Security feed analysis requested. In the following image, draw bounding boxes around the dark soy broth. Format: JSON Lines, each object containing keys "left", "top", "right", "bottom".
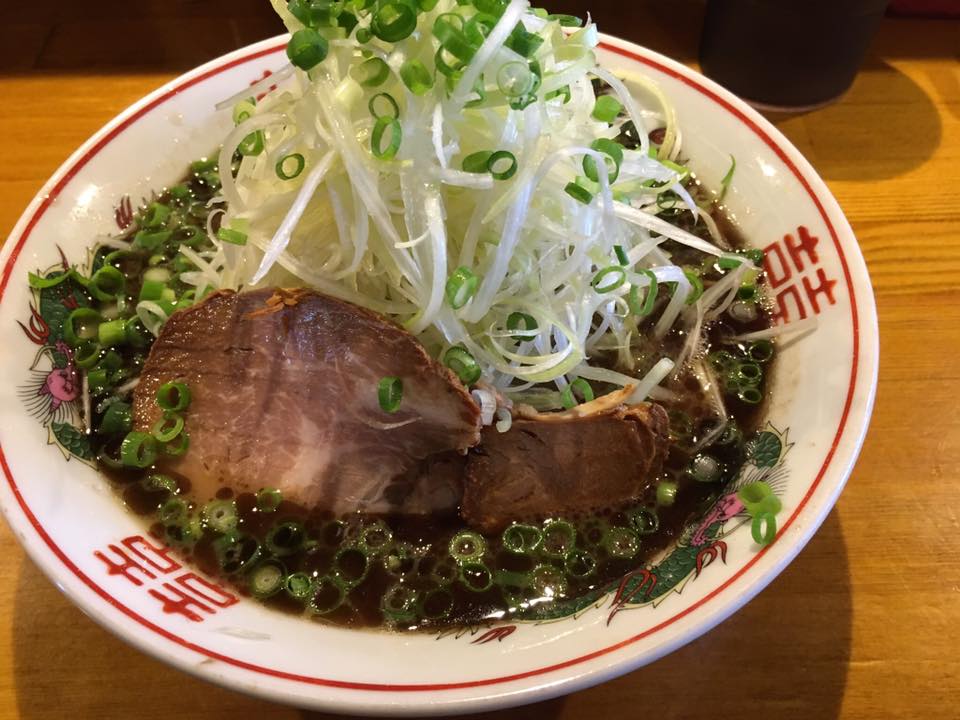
{"left": 90, "top": 153, "right": 776, "bottom": 631}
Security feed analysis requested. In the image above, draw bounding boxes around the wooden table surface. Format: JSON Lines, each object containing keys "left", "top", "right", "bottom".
{"left": 1, "top": 4, "right": 958, "bottom": 719}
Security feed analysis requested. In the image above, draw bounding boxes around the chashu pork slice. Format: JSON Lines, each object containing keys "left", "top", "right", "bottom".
{"left": 461, "top": 388, "right": 670, "bottom": 533}
{"left": 133, "top": 288, "right": 481, "bottom": 512}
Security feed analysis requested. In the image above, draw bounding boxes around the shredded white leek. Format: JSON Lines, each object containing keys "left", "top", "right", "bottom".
{"left": 186, "top": 0, "right": 776, "bottom": 404}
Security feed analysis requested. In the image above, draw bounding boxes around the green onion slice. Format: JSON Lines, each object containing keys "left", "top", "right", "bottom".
{"left": 541, "top": 519, "right": 576, "bottom": 558}
{"left": 275, "top": 153, "right": 306, "bottom": 180}
{"left": 151, "top": 412, "right": 184, "bottom": 444}
{"left": 371, "top": 116, "right": 402, "bottom": 160}
{"left": 445, "top": 266, "right": 479, "bottom": 309}
{"left": 583, "top": 138, "right": 624, "bottom": 183}
{"left": 592, "top": 94, "right": 623, "bottom": 122}
{"left": 203, "top": 500, "right": 238, "bottom": 534}
{"left": 28, "top": 269, "right": 75, "bottom": 290}
{"left": 378, "top": 376, "right": 403, "bottom": 413}
{"left": 350, "top": 56, "right": 390, "bottom": 87}
{"left": 719, "top": 154, "right": 736, "bottom": 201}
{"left": 400, "top": 59, "right": 434, "bottom": 96}
{"left": 256, "top": 487, "right": 282, "bottom": 512}
{"left": 368, "top": 92, "right": 400, "bottom": 120}
{"left": 89, "top": 265, "right": 125, "bottom": 301}
{"left": 506, "top": 311, "right": 537, "bottom": 342}
{"left": 531, "top": 564, "right": 568, "bottom": 598}
{"left": 449, "top": 530, "right": 486, "bottom": 563}
{"left": 217, "top": 226, "right": 248, "bottom": 245}
{"left": 548, "top": 13, "right": 583, "bottom": 26}
{"left": 249, "top": 560, "right": 286, "bottom": 598}
{"left": 143, "top": 202, "right": 171, "bottom": 229}
{"left": 358, "top": 520, "right": 394, "bottom": 555}
{"left": 631, "top": 506, "right": 660, "bottom": 535}
{"left": 656, "top": 480, "right": 678, "bottom": 507}
{"left": 461, "top": 150, "right": 492, "bottom": 174}
{"left": 63, "top": 308, "right": 101, "bottom": 347}
{"left": 156, "top": 381, "right": 191, "bottom": 412}
{"left": 614, "top": 245, "right": 629, "bottom": 266}
{"left": 564, "top": 181, "right": 593, "bottom": 204}
{"left": 628, "top": 270, "right": 659, "bottom": 317}
{"left": 496, "top": 61, "right": 536, "bottom": 97}
{"left": 459, "top": 561, "right": 494, "bottom": 592}
{"left": 564, "top": 548, "right": 597, "bottom": 578}
{"left": 603, "top": 527, "right": 640, "bottom": 558}
{"left": 421, "top": 587, "right": 455, "bottom": 619}
{"left": 443, "top": 346, "right": 481, "bottom": 385}
{"left": 381, "top": 583, "right": 418, "bottom": 621}
{"left": 74, "top": 341, "right": 102, "bottom": 370}
{"left": 238, "top": 130, "right": 265, "bottom": 157}
{"left": 501, "top": 523, "right": 542, "bottom": 554}
{"left": 97, "top": 318, "right": 127, "bottom": 348}
{"left": 133, "top": 229, "right": 172, "bottom": 251}
{"left": 751, "top": 511, "right": 777, "bottom": 545}
{"left": 333, "top": 546, "right": 369, "bottom": 587}
{"left": 159, "top": 498, "right": 188, "bottom": 525}
{"left": 560, "top": 377, "right": 595, "bottom": 409}
{"left": 286, "top": 27, "right": 329, "bottom": 71}
{"left": 434, "top": 14, "right": 477, "bottom": 60}
{"left": 214, "top": 534, "right": 261, "bottom": 575}
{"left": 141, "top": 473, "right": 177, "bottom": 494}
{"left": 748, "top": 340, "right": 774, "bottom": 363}
{"left": 265, "top": 521, "right": 306, "bottom": 556}
{"left": 684, "top": 270, "right": 704, "bottom": 304}
{"left": 285, "top": 572, "right": 314, "bottom": 600}
{"left": 163, "top": 432, "right": 190, "bottom": 456}
{"left": 120, "top": 431, "right": 158, "bottom": 469}
{"left": 591, "top": 266, "right": 627, "bottom": 293}
{"left": 99, "top": 401, "right": 132, "bottom": 435}
{"left": 371, "top": 1, "right": 418, "bottom": 42}
{"left": 232, "top": 98, "right": 256, "bottom": 125}
{"left": 487, "top": 150, "right": 517, "bottom": 180}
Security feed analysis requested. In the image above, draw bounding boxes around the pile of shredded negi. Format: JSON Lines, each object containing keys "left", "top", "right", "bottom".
{"left": 169, "top": 0, "right": 772, "bottom": 421}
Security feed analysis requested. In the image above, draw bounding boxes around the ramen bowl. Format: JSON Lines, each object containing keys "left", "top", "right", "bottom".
{"left": 0, "top": 33, "right": 878, "bottom": 715}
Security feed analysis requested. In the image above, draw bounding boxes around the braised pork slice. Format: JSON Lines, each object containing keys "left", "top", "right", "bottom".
{"left": 460, "top": 397, "right": 670, "bottom": 533}
{"left": 133, "top": 288, "right": 481, "bottom": 512}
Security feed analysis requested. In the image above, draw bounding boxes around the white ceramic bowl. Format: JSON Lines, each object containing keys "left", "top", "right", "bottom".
{"left": 0, "top": 34, "right": 878, "bottom": 715}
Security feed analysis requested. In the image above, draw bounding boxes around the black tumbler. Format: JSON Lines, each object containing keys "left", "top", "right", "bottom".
{"left": 699, "top": 0, "right": 891, "bottom": 110}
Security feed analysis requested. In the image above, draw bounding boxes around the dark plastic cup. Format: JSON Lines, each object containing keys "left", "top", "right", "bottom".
{"left": 699, "top": 0, "right": 891, "bottom": 110}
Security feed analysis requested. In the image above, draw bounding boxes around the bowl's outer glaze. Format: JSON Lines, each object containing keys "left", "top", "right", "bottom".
{"left": 0, "top": 34, "right": 878, "bottom": 716}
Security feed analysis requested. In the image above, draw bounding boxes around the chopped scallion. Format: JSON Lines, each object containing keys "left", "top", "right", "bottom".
{"left": 120, "top": 431, "right": 158, "bottom": 468}
{"left": 371, "top": 1, "right": 418, "bottom": 42}
{"left": 583, "top": 138, "right": 624, "bottom": 183}
{"left": 368, "top": 92, "right": 400, "bottom": 120}
{"left": 592, "top": 95, "right": 623, "bottom": 123}
{"left": 443, "top": 346, "right": 481, "bottom": 385}
{"left": 445, "top": 266, "right": 479, "bottom": 309}
{"left": 400, "top": 59, "right": 434, "bottom": 95}
{"left": 506, "top": 311, "right": 537, "bottom": 342}
{"left": 378, "top": 376, "right": 403, "bottom": 413}
{"left": 656, "top": 480, "right": 678, "bottom": 507}
{"left": 591, "top": 266, "right": 627, "bottom": 293}
{"left": 564, "top": 181, "right": 593, "bottom": 204}
{"left": 286, "top": 27, "right": 329, "bottom": 71}
{"left": 350, "top": 56, "right": 390, "bottom": 87}
{"left": 156, "top": 381, "right": 191, "bottom": 412}
{"left": 371, "top": 116, "right": 402, "bottom": 160}
{"left": 560, "top": 377, "right": 594, "bottom": 409}
{"left": 487, "top": 150, "right": 517, "bottom": 180}
{"left": 275, "top": 153, "right": 306, "bottom": 180}
{"left": 151, "top": 412, "right": 185, "bottom": 444}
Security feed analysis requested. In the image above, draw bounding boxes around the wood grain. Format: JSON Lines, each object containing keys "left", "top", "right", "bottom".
{"left": 0, "top": 7, "right": 958, "bottom": 720}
